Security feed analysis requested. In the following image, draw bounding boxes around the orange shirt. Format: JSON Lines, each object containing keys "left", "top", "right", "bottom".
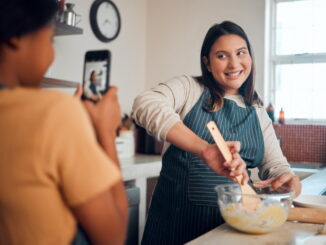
{"left": 0, "top": 88, "right": 121, "bottom": 245}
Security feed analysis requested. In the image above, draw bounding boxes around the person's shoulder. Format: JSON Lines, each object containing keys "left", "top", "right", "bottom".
{"left": 26, "top": 89, "right": 85, "bottom": 118}
{"left": 163, "top": 74, "right": 203, "bottom": 91}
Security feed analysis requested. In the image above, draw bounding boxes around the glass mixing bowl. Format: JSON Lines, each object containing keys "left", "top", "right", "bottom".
{"left": 215, "top": 183, "right": 294, "bottom": 234}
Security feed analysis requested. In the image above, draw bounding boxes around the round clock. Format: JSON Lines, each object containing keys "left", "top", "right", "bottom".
{"left": 90, "top": 0, "right": 121, "bottom": 42}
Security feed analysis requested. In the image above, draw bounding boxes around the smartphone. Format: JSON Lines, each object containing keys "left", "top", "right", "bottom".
{"left": 82, "top": 50, "right": 111, "bottom": 102}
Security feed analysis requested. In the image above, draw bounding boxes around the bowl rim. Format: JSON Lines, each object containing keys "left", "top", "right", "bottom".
{"left": 214, "top": 183, "right": 295, "bottom": 199}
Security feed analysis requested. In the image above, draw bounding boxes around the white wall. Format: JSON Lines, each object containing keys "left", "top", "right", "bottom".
{"left": 49, "top": 0, "right": 266, "bottom": 113}
{"left": 146, "top": 0, "right": 266, "bottom": 98}
{"left": 48, "top": 0, "right": 147, "bottom": 114}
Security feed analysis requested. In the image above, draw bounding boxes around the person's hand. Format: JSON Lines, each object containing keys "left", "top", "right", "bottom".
{"left": 74, "top": 84, "right": 83, "bottom": 98}
{"left": 254, "top": 172, "right": 301, "bottom": 198}
{"left": 83, "top": 86, "right": 121, "bottom": 136}
{"left": 199, "top": 141, "right": 249, "bottom": 184}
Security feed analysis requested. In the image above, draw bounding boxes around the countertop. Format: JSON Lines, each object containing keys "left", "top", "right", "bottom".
{"left": 120, "top": 154, "right": 162, "bottom": 181}
{"left": 186, "top": 222, "right": 324, "bottom": 245}
{"left": 119, "top": 154, "right": 162, "bottom": 243}
{"left": 187, "top": 168, "right": 326, "bottom": 245}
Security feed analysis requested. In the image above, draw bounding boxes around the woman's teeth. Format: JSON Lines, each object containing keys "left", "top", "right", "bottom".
{"left": 225, "top": 71, "right": 242, "bottom": 77}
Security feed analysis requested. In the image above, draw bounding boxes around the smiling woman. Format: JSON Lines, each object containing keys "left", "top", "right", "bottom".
{"left": 132, "top": 21, "right": 301, "bottom": 245}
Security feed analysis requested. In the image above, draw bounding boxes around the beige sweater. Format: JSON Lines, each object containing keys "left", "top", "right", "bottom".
{"left": 132, "top": 75, "right": 292, "bottom": 180}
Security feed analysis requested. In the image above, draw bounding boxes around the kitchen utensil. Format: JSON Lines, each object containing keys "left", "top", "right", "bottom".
{"left": 293, "top": 194, "right": 326, "bottom": 210}
{"left": 215, "top": 183, "right": 293, "bottom": 234}
{"left": 206, "top": 121, "right": 261, "bottom": 210}
{"left": 63, "top": 3, "right": 81, "bottom": 26}
{"left": 287, "top": 207, "right": 326, "bottom": 224}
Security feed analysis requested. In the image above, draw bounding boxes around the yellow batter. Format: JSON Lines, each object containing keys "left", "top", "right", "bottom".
{"left": 220, "top": 203, "right": 287, "bottom": 234}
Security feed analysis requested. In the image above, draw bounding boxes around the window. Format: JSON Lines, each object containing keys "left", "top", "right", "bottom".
{"left": 268, "top": 0, "right": 326, "bottom": 121}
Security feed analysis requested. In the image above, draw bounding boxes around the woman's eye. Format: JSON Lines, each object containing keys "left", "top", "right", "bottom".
{"left": 237, "top": 50, "right": 246, "bottom": 56}
{"left": 217, "top": 54, "right": 226, "bottom": 59}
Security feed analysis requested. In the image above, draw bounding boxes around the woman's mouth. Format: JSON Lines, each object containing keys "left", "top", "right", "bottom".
{"left": 224, "top": 70, "right": 243, "bottom": 77}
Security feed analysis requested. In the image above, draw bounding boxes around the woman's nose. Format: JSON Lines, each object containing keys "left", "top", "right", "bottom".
{"left": 228, "top": 55, "right": 240, "bottom": 69}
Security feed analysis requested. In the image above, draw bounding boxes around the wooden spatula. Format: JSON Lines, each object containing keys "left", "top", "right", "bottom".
{"left": 206, "top": 121, "right": 261, "bottom": 210}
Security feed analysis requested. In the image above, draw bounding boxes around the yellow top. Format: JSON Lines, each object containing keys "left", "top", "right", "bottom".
{"left": 0, "top": 87, "right": 121, "bottom": 245}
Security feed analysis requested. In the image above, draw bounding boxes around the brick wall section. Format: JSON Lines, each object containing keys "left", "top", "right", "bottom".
{"left": 273, "top": 124, "right": 326, "bottom": 163}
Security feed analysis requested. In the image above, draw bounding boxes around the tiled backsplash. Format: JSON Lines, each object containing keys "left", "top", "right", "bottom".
{"left": 273, "top": 124, "right": 326, "bottom": 163}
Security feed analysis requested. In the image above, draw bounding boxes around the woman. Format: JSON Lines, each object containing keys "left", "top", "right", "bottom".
{"left": 0, "top": 0, "right": 127, "bottom": 244}
{"left": 84, "top": 70, "right": 101, "bottom": 101}
{"left": 132, "top": 21, "right": 301, "bottom": 245}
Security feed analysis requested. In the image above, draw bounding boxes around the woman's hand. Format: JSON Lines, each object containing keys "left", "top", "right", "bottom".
{"left": 74, "top": 84, "right": 83, "bottom": 98}
{"left": 83, "top": 86, "right": 121, "bottom": 137}
{"left": 254, "top": 172, "right": 301, "bottom": 198}
{"left": 200, "top": 141, "right": 249, "bottom": 185}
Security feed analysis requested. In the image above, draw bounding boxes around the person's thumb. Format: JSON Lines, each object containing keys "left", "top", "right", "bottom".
{"left": 74, "top": 84, "right": 83, "bottom": 98}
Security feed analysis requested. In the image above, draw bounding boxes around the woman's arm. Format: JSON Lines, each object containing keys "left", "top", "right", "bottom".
{"left": 255, "top": 107, "right": 301, "bottom": 197}
{"left": 167, "top": 121, "right": 249, "bottom": 184}
{"left": 73, "top": 87, "right": 128, "bottom": 244}
{"left": 132, "top": 75, "right": 202, "bottom": 141}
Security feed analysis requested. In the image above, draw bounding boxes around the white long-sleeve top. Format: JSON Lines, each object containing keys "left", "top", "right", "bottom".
{"left": 132, "top": 75, "right": 292, "bottom": 180}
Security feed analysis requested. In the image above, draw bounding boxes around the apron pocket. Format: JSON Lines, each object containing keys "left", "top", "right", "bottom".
{"left": 187, "top": 155, "right": 232, "bottom": 207}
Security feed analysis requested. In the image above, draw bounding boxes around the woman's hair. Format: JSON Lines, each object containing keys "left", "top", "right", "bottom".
{"left": 0, "top": 0, "right": 58, "bottom": 43}
{"left": 197, "top": 21, "right": 262, "bottom": 111}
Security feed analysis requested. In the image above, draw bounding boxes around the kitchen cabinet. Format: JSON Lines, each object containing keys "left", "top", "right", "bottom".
{"left": 120, "top": 154, "right": 162, "bottom": 244}
{"left": 41, "top": 21, "right": 83, "bottom": 88}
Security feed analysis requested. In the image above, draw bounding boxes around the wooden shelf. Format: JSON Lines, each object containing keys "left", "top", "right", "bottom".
{"left": 42, "top": 77, "right": 78, "bottom": 88}
{"left": 55, "top": 21, "right": 83, "bottom": 36}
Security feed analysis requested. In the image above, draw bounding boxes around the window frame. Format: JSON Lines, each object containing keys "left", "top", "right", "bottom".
{"left": 267, "top": 0, "right": 326, "bottom": 124}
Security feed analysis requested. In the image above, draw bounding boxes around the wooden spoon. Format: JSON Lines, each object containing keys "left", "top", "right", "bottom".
{"left": 206, "top": 121, "right": 261, "bottom": 211}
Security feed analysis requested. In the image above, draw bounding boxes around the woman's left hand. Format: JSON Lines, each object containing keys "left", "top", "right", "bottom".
{"left": 254, "top": 172, "right": 301, "bottom": 198}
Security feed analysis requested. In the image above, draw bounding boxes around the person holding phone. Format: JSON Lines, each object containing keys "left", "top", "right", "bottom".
{"left": 132, "top": 21, "right": 301, "bottom": 244}
{"left": 0, "top": 0, "right": 127, "bottom": 244}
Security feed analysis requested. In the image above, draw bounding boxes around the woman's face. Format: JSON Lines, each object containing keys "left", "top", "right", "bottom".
{"left": 204, "top": 34, "right": 252, "bottom": 95}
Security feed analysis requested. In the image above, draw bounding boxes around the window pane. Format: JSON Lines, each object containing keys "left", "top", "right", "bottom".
{"left": 275, "top": 63, "right": 326, "bottom": 120}
{"left": 276, "top": 0, "right": 326, "bottom": 55}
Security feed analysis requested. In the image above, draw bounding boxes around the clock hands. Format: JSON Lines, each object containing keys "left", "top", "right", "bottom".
{"left": 103, "top": 19, "right": 111, "bottom": 25}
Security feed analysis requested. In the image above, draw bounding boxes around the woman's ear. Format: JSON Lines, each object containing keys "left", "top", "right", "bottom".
{"left": 4, "top": 37, "right": 21, "bottom": 50}
{"left": 202, "top": 56, "right": 211, "bottom": 72}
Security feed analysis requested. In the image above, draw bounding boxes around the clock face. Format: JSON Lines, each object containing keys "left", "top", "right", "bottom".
{"left": 97, "top": 2, "right": 119, "bottom": 39}
{"left": 90, "top": 0, "right": 121, "bottom": 42}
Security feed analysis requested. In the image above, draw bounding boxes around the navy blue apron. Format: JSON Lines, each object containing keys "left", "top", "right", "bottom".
{"left": 141, "top": 88, "right": 264, "bottom": 245}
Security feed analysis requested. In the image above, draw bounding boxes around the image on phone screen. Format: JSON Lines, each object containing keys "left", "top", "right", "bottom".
{"left": 82, "top": 50, "right": 110, "bottom": 101}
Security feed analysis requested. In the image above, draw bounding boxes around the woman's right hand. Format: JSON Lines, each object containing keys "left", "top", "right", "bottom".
{"left": 83, "top": 86, "right": 121, "bottom": 137}
{"left": 199, "top": 141, "right": 249, "bottom": 184}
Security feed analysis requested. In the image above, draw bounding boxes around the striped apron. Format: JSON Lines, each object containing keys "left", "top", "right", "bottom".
{"left": 141, "top": 88, "right": 264, "bottom": 245}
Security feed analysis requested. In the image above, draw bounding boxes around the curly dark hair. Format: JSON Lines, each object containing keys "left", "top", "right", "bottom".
{"left": 0, "top": 0, "right": 58, "bottom": 43}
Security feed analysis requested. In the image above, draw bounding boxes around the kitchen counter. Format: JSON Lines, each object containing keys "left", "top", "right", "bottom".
{"left": 119, "top": 154, "right": 162, "bottom": 244}
{"left": 186, "top": 222, "right": 324, "bottom": 245}
{"left": 187, "top": 168, "right": 326, "bottom": 245}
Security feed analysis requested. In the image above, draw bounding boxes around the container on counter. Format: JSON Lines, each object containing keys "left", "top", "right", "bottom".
{"left": 278, "top": 108, "right": 285, "bottom": 124}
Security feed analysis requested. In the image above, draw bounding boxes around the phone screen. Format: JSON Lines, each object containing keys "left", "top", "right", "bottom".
{"left": 82, "top": 50, "right": 110, "bottom": 101}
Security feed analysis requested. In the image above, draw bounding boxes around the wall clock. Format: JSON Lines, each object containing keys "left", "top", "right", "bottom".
{"left": 90, "top": 0, "right": 121, "bottom": 42}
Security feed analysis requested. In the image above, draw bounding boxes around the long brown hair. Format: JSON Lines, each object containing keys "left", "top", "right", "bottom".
{"left": 197, "top": 21, "right": 262, "bottom": 112}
